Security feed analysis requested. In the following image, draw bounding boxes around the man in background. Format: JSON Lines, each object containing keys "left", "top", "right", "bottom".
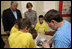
{"left": 2, "top": 1, "right": 22, "bottom": 35}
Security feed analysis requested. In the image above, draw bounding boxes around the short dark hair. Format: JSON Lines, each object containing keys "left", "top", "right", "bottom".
{"left": 18, "top": 18, "right": 31, "bottom": 30}
{"left": 44, "top": 9, "right": 63, "bottom": 22}
{"left": 39, "top": 15, "right": 43, "bottom": 18}
{"left": 26, "top": 2, "right": 33, "bottom": 8}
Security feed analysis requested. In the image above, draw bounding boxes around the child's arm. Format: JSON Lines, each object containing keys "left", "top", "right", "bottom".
{"left": 45, "top": 31, "right": 55, "bottom": 36}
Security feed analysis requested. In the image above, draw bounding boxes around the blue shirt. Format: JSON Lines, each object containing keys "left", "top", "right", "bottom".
{"left": 52, "top": 20, "right": 71, "bottom": 48}
{"left": 12, "top": 11, "right": 17, "bottom": 19}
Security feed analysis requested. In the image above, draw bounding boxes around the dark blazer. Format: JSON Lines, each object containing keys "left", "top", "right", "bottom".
{"left": 2, "top": 8, "right": 22, "bottom": 31}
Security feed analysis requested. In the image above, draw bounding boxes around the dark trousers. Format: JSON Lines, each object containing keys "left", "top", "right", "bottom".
{"left": 1, "top": 37, "right": 5, "bottom": 48}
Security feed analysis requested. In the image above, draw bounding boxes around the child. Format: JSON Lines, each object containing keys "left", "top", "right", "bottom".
{"left": 8, "top": 18, "right": 36, "bottom": 48}
{"left": 35, "top": 15, "right": 47, "bottom": 34}
{"left": 10, "top": 19, "right": 19, "bottom": 34}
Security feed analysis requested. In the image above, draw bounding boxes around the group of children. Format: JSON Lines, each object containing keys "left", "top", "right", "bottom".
{"left": 8, "top": 15, "right": 48, "bottom": 48}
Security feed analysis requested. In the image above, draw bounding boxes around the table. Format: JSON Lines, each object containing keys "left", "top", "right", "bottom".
{"left": 34, "top": 33, "right": 54, "bottom": 48}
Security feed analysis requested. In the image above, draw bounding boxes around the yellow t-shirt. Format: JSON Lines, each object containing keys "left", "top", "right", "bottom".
{"left": 8, "top": 31, "right": 36, "bottom": 48}
{"left": 10, "top": 26, "right": 18, "bottom": 34}
{"left": 35, "top": 22, "right": 47, "bottom": 34}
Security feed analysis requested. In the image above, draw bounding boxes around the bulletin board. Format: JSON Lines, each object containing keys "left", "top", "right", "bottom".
{"left": 59, "top": 1, "right": 71, "bottom": 17}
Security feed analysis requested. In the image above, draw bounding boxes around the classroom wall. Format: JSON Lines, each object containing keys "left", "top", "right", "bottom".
{"left": 1, "top": 1, "right": 71, "bottom": 34}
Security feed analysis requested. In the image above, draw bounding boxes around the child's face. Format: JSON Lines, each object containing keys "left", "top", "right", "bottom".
{"left": 39, "top": 18, "right": 43, "bottom": 24}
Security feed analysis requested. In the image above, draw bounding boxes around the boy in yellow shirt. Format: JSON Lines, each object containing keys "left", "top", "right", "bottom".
{"left": 35, "top": 15, "right": 47, "bottom": 34}
{"left": 8, "top": 18, "right": 36, "bottom": 48}
{"left": 10, "top": 19, "right": 38, "bottom": 40}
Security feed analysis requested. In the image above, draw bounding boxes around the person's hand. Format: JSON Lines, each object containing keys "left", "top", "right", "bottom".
{"left": 31, "top": 24, "right": 35, "bottom": 28}
{"left": 42, "top": 42, "right": 50, "bottom": 48}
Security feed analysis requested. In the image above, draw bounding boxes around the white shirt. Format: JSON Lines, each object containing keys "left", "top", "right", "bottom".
{"left": 12, "top": 11, "right": 17, "bottom": 19}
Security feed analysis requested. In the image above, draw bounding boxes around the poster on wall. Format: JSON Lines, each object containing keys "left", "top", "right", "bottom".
{"left": 59, "top": 1, "right": 71, "bottom": 17}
